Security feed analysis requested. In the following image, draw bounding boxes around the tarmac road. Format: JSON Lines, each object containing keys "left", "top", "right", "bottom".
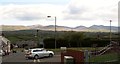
{"left": 2, "top": 51, "right": 61, "bottom": 63}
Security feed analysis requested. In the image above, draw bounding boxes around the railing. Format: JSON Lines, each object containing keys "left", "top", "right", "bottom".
{"left": 90, "top": 44, "right": 112, "bottom": 55}
{"left": 98, "top": 47, "right": 112, "bottom": 55}
{"left": 90, "top": 41, "right": 119, "bottom": 55}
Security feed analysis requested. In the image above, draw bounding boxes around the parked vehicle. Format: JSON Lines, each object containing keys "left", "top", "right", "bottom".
{"left": 25, "top": 48, "right": 54, "bottom": 59}
{"left": 0, "top": 50, "right": 5, "bottom": 56}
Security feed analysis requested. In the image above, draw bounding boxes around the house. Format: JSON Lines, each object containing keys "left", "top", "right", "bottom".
{"left": 0, "top": 36, "right": 11, "bottom": 54}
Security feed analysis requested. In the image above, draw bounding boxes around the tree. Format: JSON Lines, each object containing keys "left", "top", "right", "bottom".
{"left": 63, "top": 32, "right": 85, "bottom": 47}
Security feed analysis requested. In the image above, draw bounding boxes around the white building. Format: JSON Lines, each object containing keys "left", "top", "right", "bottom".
{"left": 0, "top": 36, "right": 11, "bottom": 54}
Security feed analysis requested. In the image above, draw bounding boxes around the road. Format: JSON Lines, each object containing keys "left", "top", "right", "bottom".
{"left": 2, "top": 51, "right": 61, "bottom": 64}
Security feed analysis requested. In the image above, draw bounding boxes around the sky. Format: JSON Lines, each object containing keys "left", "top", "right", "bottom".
{"left": 0, "top": 0, "right": 119, "bottom": 27}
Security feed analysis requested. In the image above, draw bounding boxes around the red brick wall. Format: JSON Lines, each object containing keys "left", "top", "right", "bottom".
{"left": 61, "top": 49, "right": 84, "bottom": 64}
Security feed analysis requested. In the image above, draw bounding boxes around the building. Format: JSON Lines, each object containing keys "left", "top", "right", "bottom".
{"left": 0, "top": 36, "right": 11, "bottom": 54}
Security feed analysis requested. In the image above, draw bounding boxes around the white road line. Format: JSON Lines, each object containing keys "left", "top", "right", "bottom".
{"left": 33, "top": 59, "right": 41, "bottom": 62}
{"left": 33, "top": 59, "right": 36, "bottom": 62}
{"left": 37, "top": 59, "right": 40, "bottom": 62}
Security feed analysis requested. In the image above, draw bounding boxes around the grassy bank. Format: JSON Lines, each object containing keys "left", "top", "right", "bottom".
{"left": 89, "top": 53, "right": 119, "bottom": 62}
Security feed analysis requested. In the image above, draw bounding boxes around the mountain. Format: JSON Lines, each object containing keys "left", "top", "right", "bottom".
{"left": 0, "top": 25, "right": 118, "bottom": 32}
{"left": 0, "top": 25, "right": 30, "bottom": 31}
{"left": 74, "top": 26, "right": 88, "bottom": 31}
{"left": 29, "top": 25, "right": 72, "bottom": 31}
{"left": 28, "top": 24, "right": 44, "bottom": 30}
{"left": 88, "top": 25, "right": 118, "bottom": 32}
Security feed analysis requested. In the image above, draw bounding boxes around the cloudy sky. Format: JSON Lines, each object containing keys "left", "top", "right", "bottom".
{"left": 0, "top": 0, "right": 119, "bottom": 27}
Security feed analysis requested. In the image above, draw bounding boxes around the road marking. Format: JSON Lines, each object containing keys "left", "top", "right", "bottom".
{"left": 33, "top": 59, "right": 40, "bottom": 62}
{"left": 37, "top": 59, "right": 40, "bottom": 62}
{"left": 33, "top": 59, "right": 36, "bottom": 62}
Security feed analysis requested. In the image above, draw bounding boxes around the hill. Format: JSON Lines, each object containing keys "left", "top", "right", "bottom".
{"left": 0, "top": 25, "right": 118, "bottom": 32}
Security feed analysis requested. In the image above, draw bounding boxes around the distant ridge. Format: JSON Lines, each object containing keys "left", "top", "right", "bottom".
{"left": 0, "top": 25, "right": 118, "bottom": 32}
{"left": 0, "top": 25, "right": 30, "bottom": 31}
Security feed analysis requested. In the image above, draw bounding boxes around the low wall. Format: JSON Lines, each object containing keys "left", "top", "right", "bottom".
{"left": 61, "top": 49, "right": 84, "bottom": 64}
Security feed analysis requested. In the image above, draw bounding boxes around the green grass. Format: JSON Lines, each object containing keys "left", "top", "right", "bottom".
{"left": 89, "top": 53, "right": 119, "bottom": 62}
{"left": 48, "top": 48, "right": 61, "bottom": 52}
{"left": 68, "top": 47, "right": 97, "bottom": 51}
{"left": 48, "top": 47, "right": 97, "bottom": 52}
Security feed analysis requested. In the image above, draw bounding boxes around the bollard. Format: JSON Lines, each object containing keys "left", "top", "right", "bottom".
{"left": 84, "top": 50, "right": 89, "bottom": 64}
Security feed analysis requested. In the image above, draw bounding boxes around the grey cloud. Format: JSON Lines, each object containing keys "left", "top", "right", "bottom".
{"left": 63, "top": 4, "right": 117, "bottom": 21}
{"left": 68, "top": 6, "right": 82, "bottom": 14}
{"left": 64, "top": 15, "right": 94, "bottom": 21}
{"left": 67, "top": 5, "right": 87, "bottom": 15}
{"left": 95, "top": 7, "right": 118, "bottom": 21}
{"left": 1, "top": 7, "right": 44, "bottom": 21}
{"left": 14, "top": 13, "right": 42, "bottom": 21}
{"left": 62, "top": 5, "right": 94, "bottom": 20}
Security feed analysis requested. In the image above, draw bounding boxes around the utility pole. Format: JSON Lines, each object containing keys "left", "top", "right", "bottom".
{"left": 47, "top": 16, "right": 57, "bottom": 49}
{"left": 110, "top": 20, "right": 112, "bottom": 43}
{"left": 36, "top": 29, "right": 39, "bottom": 47}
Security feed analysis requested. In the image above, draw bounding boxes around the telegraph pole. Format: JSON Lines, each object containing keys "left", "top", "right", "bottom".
{"left": 110, "top": 20, "right": 112, "bottom": 43}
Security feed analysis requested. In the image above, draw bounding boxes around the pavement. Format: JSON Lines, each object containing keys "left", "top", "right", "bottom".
{"left": 2, "top": 51, "right": 61, "bottom": 63}
{"left": 0, "top": 57, "right": 2, "bottom": 64}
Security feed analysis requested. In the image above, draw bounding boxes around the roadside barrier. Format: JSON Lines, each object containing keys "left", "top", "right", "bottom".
{"left": 90, "top": 41, "right": 120, "bottom": 56}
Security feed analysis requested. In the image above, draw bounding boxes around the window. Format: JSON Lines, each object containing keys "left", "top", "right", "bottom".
{"left": 33, "top": 50, "right": 42, "bottom": 52}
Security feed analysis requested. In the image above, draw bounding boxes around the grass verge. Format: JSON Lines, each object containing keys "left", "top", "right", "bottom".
{"left": 89, "top": 53, "right": 119, "bottom": 62}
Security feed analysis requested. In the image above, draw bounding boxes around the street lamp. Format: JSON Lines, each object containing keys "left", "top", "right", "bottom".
{"left": 47, "top": 16, "right": 57, "bottom": 49}
{"left": 36, "top": 29, "right": 40, "bottom": 47}
{"left": 110, "top": 20, "right": 112, "bottom": 43}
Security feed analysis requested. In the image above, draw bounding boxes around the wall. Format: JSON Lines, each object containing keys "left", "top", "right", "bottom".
{"left": 61, "top": 49, "right": 84, "bottom": 64}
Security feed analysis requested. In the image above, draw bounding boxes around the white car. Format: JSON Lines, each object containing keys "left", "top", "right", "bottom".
{"left": 25, "top": 48, "right": 54, "bottom": 59}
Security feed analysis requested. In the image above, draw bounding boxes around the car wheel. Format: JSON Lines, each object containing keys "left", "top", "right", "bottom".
{"left": 49, "top": 53, "right": 53, "bottom": 57}
{"left": 34, "top": 55, "right": 39, "bottom": 59}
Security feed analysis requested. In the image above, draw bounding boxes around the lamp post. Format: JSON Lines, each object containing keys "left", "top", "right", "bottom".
{"left": 47, "top": 16, "right": 57, "bottom": 49}
{"left": 36, "top": 29, "right": 39, "bottom": 47}
{"left": 110, "top": 20, "right": 112, "bottom": 43}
